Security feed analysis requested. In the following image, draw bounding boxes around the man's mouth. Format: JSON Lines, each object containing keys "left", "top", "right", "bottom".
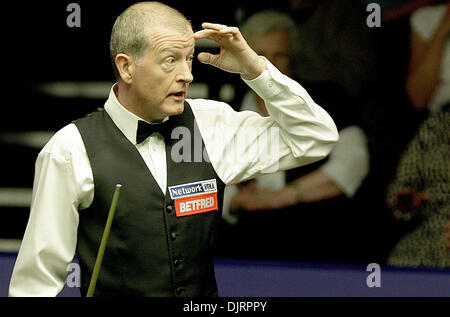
{"left": 169, "top": 91, "right": 185, "bottom": 99}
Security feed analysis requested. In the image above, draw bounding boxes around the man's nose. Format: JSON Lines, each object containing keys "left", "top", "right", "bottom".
{"left": 177, "top": 61, "right": 194, "bottom": 83}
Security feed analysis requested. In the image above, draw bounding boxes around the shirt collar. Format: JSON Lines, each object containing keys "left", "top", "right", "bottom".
{"left": 104, "top": 83, "right": 168, "bottom": 145}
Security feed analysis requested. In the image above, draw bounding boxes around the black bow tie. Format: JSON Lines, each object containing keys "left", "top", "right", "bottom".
{"left": 136, "top": 120, "right": 171, "bottom": 144}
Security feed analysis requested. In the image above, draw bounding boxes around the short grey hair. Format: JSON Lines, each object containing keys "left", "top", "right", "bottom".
{"left": 110, "top": 2, "right": 192, "bottom": 81}
{"left": 240, "top": 10, "right": 299, "bottom": 56}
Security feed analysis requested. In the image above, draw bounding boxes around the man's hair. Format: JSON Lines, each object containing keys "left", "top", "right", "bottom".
{"left": 240, "top": 10, "right": 299, "bottom": 56}
{"left": 110, "top": 1, "right": 192, "bottom": 81}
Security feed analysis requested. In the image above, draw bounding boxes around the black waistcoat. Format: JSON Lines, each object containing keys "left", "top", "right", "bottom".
{"left": 74, "top": 102, "right": 225, "bottom": 297}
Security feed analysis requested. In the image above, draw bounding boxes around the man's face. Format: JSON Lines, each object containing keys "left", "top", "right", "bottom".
{"left": 131, "top": 27, "right": 195, "bottom": 122}
{"left": 251, "top": 30, "right": 294, "bottom": 77}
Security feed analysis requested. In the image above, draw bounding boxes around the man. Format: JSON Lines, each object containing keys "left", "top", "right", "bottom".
{"left": 9, "top": 2, "right": 338, "bottom": 296}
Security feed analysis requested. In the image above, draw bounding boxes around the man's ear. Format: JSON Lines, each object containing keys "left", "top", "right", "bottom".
{"left": 115, "top": 53, "right": 135, "bottom": 84}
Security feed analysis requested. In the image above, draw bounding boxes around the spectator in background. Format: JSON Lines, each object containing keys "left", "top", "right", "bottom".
{"left": 405, "top": 1, "right": 450, "bottom": 113}
{"left": 217, "top": 10, "right": 370, "bottom": 263}
{"left": 385, "top": 1, "right": 449, "bottom": 268}
{"left": 386, "top": 104, "right": 449, "bottom": 268}
{"left": 288, "top": 0, "right": 379, "bottom": 105}
{"left": 286, "top": 0, "right": 422, "bottom": 263}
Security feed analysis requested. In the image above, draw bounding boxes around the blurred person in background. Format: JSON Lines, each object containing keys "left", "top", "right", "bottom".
{"left": 217, "top": 10, "right": 370, "bottom": 263}
{"left": 405, "top": 1, "right": 449, "bottom": 113}
{"left": 386, "top": 104, "right": 449, "bottom": 268}
{"left": 286, "top": 0, "right": 421, "bottom": 263}
{"left": 386, "top": 1, "right": 449, "bottom": 268}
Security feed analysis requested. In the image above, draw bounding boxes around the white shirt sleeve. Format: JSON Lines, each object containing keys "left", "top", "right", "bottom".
{"left": 190, "top": 58, "right": 339, "bottom": 185}
{"left": 319, "top": 125, "right": 369, "bottom": 197}
{"left": 8, "top": 124, "right": 92, "bottom": 297}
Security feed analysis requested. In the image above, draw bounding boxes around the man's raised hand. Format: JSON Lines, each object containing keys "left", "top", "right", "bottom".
{"left": 193, "top": 22, "right": 266, "bottom": 80}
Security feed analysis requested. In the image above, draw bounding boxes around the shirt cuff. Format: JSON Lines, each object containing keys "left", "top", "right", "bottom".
{"left": 241, "top": 57, "right": 283, "bottom": 99}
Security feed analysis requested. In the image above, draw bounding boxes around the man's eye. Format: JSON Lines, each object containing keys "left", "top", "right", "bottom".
{"left": 166, "top": 57, "right": 176, "bottom": 64}
{"left": 188, "top": 55, "right": 195, "bottom": 62}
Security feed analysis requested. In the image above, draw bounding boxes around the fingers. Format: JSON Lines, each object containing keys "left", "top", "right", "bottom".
{"left": 201, "top": 22, "right": 228, "bottom": 31}
{"left": 193, "top": 29, "right": 220, "bottom": 40}
{"left": 194, "top": 23, "right": 242, "bottom": 40}
{"left": 394, "top": 188, "right": 413, "bottom": 196}
{"left": 202, "top": 23, "right": 240, "bottom": 35}
{"left": 197, "top": 52, "right": 215, "bottom": 65}
{"left": 219, "top": 26, "right": 240, "bottom": 36}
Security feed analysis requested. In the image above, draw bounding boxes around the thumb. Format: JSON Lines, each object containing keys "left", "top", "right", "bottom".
{"left": 197, "top": 52, "right": 218, "bottom": 66}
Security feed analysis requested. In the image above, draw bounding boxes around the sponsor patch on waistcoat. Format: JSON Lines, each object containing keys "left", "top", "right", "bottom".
{"left": 168, "top": 179, "right": 218, "bottom": 217}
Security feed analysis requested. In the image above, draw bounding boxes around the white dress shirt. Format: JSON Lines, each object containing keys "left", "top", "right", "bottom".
{"left": 9, "top": 59, "right": 338, "bottom": 296}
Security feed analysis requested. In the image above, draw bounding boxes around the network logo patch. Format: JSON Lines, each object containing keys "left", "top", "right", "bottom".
{"left": 168, "top": 179, "right": 218, "bottom": 217}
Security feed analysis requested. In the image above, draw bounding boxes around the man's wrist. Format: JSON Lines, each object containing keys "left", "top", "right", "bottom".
{"left": 241, "top": 57, "right": 284, "bottom": 101}
{"left": 241, "top": 56, "right": 267, "bottom": 80}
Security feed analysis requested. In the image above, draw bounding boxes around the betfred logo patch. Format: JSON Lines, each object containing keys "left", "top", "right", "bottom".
{"left": 174, "top": 192, "right": 218, "bottom": 217}
{"left": 168, "top": 179, "right": 218, "bottom": 217}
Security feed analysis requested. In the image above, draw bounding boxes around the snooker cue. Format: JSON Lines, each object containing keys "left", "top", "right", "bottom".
{"left": 86, "top": 184, "right": 122, "bottom": 297}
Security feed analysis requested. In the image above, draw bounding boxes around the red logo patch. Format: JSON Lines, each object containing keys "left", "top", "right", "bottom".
{"left": 174, "top": 192, "right": 218, "bottom": 217}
